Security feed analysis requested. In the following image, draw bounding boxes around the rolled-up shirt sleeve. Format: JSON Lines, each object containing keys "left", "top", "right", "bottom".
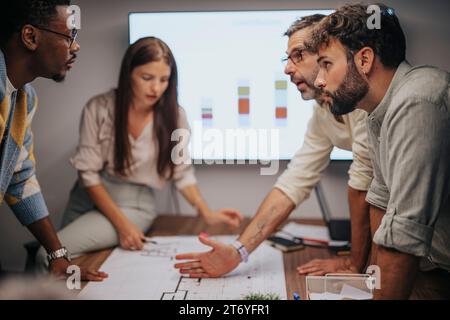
{"left": 365, "top": 172, "right": 389, "bottom": 211}
{"left": 347, "top": 110, "right": 373, "bottom": 191}
{"left": 70, "top": 98, "right": 105, "bottom": 187}
{"left": 274, "top": 106, "right": 333, "bottom": 205}
{"left": 172, "top": 107, "right": 197, "bottom": 190}
{"left": 373, "top": 98, "right": 450, "bottom": 257}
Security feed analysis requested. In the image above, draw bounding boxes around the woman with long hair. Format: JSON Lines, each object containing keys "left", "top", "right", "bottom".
{"left": 36, "top": 37, "right": 243, "bottom": 266}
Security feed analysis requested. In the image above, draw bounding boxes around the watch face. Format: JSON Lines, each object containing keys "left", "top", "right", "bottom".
{"left": 47, "top": 247, "right": 71, "bottom": 263}
{"left": 62, "top": 248, "right": 71, "bottom": 262}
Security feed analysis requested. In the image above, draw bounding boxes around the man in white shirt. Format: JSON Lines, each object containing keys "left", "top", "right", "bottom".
{"left": 174, "top": 14, "right": 373, "bottom": 278}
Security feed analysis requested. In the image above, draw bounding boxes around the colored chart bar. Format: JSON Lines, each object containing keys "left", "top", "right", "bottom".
{"left": 201, "top": 98, "right": 214, "bottom": 127}
{"left": 275, "top": 107, "right": 287, "bottom": 119}
{"left": 275, "top": 79, "right": 288, "bottom": 126}
{"left": 201, "top": 107, "right": 213, "bottom": 119}
{"left": 238, "top": 98, "right": 250, "bottom": 114}
{"left": 238, "top": 81, "right": 250, "bottom": 126}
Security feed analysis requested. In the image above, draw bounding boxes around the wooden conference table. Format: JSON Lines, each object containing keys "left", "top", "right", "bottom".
{"left": 73, "top": 215, "right": 450, "bottom": 300}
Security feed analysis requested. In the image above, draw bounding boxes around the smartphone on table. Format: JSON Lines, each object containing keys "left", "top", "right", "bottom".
{"left": 266, "top": 236, "right": 305, "bottom": 252}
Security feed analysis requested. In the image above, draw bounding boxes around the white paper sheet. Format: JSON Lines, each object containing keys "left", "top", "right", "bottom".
{"left": 339, "top": 284, "right": 373, "bottom": 300}
{"left": 309, "top": 284, "right": 373, "bottom": 300}
{"left": 309, "top": 292, "right": 343, "bottom": 300}
{"left": 79, "top": 236, "right": 287, "bottom": 300}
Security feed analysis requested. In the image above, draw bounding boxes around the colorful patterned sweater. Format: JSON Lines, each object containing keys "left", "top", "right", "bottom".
{"left": 0, "top": 49, "right": 49, "bottom": 225}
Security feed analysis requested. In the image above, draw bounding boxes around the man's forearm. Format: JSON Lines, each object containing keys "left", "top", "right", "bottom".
{"left": 347, "top": 187, "right": 371, "bottom": 272}
{"left": 375, "top": 245, "right": 419, "bottom": 299}
{"left": 369, "top": 205, "right": 384, "bottom": 266}
{"left": 27, "top": 217, "right": 63, "bottom": 253}
{"left": 369, "top": 204, "right": 419, "bottom": 299}
{"left": 238, "top": 188, "right": 295, "bottom": 253}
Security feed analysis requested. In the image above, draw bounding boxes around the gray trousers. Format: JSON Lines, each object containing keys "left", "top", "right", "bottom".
{"left": 36, "top": 173, "right": 157, "bottom": 271}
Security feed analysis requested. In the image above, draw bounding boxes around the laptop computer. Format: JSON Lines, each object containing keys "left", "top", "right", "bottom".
{"left": 315, "top": 183, "right": 351, "bottom": 242}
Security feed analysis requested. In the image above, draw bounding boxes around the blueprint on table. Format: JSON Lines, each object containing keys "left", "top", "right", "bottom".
{"left": 79, "top": 236, "right": 287, "bottom": 300}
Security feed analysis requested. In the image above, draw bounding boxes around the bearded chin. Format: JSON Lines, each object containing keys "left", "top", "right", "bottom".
{"left": 330, "top": 96, "right": 356, "bottom": 116}
{"left": 52, "top": 74, "right": 66, "bottom": 83}
{"left": 329, "top": 60, "right": 369, "bottom": 116}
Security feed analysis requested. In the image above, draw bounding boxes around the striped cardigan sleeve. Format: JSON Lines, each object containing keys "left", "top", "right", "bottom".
{"left": 5, "top": 86, "right": 49, "bottom": 226}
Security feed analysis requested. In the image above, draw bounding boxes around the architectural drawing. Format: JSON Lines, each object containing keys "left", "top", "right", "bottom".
{"left": 79, "top": 236, "right": 287, "bottom": 300}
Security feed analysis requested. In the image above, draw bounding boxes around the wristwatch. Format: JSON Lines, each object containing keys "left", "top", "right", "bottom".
{"left": 47, "top": 247, "right": 71, "bottom": 263}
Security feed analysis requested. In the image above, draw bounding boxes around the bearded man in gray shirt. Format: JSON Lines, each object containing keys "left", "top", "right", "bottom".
{"left": 308, "top": 3, "right": 450, "bottom": 299}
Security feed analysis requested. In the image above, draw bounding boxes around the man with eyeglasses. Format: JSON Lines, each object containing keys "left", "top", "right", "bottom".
{"left": 0, "top": 0, "right": 107, "bottom": 281}
{"left": 174, "top": 14, "right": 373, "bottom": 280}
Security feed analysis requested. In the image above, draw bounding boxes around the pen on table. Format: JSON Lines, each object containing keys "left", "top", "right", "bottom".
{"left": 293, "top": 292, "right": 301, "bottom": 300}
{"left": 291, "top": 236, "right": 349, "bottom": 248}
{"left": 298, "top": 237, "right": 329, "bottom": 245}
{"left": 279, "top": 231, "right": 329, "bottom": 245}
{"left": 144, "top": 237, "right": 158, "bottom": 244}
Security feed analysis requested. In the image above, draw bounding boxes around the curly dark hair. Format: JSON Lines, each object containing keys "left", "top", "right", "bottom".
{"left": 308, "top": 3, "right": 406, "bottom": 68}
{"left": 0, "top": 0, "right": 71, "bottom": 47}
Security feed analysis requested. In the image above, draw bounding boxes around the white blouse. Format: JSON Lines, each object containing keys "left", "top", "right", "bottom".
{"left": 71, "top": 89, "right": 197, "bottom": 190}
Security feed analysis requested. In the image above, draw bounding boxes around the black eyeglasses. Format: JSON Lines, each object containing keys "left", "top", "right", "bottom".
{"left": 32, "top": 25, "right": 78, "bottom": 48}
{"left": 281, "top": 47, "right": 306, "bottom": 65}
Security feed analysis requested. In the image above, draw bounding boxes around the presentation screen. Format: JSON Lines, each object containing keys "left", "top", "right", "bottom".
{"left": 129, "top": 10, "right": 353, "bottom": 161}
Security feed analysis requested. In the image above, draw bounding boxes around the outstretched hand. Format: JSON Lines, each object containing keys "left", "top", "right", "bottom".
{"left": 174, "top": 234, "right": 241, "bottom": 278}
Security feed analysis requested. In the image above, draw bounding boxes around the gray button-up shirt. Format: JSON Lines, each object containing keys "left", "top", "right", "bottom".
{"left": 366, "top": 61, "right": 450, "bottom": 271}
